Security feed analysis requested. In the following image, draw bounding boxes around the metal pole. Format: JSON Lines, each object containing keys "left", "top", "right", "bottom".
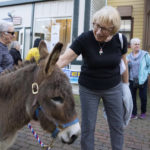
{"left": 30, "top": 3, "right": 35, "bottom": 48}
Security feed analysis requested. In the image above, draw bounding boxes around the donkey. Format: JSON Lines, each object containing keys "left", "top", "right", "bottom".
{"left": 0, "top": 41, "right": 80, "bottom": 150}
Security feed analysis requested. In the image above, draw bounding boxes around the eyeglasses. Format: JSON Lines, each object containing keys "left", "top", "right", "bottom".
{"left": 93, "top": 23, "right": 113, "bottom": 34}
{"left": 4, "top": 31, "right": 15, "bottom": 36}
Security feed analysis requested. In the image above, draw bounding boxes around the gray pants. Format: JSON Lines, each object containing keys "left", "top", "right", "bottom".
{"left": 79, "top": 83, "right": 124, "bottom": 150}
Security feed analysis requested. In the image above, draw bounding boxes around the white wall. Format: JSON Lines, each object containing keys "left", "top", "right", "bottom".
{"left": 34, "top": 0, "right": 73, "bottom": 19}
{"left": 0, "top": 4, "right": 32, "bottom": 28}
{"left": 0, "top": 0, "right": 13, "bottom": 2}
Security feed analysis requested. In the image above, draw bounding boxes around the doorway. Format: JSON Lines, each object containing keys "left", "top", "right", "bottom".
{"left": 14, "top": 27, "right": 31, "bottom": 59}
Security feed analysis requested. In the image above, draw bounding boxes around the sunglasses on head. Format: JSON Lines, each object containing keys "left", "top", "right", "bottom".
{"left": 4, "top": 31, "right": 15, "bottom": 36}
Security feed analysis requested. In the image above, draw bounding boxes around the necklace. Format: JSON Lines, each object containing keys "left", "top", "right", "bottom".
{"left": 98, "top": 42, "right": 105, "bottom": 55}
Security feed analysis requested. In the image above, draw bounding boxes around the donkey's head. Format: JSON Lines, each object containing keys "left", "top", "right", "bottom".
{"left": 30, "top": 41, "right": 80, "bottom": 144}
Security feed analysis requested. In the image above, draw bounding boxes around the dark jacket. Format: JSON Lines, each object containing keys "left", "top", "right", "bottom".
{"left": 9, "top": 48, "right": 22, "bottom": 65}
{"left": 0, "top": 42, "right": 14, "bottom": 73}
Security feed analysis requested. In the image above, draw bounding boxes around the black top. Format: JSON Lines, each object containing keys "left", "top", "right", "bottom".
{"left": 70, "top": 30, "right": 127, "bottom": 90}
{"left": 9, "top": 48, "right": 22, "bottom": 65}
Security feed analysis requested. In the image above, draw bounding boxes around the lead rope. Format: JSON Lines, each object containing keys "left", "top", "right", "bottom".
{"left": 28, "top": 123, "right": 55, "bottom": 150}
{"left": 31, "top": 83, "right": 55, "bottom": 149}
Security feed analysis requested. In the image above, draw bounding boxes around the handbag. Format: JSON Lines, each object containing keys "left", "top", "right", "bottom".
{"left": 133, "top": 78, "right": 139, "bottom": 88}
{"left": 133, "top": 78, "right": 144, "bottom": 88}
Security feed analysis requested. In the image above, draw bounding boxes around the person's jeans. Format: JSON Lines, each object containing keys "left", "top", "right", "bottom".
{"left": 79, "top": 83, "right": 124, "bottom": 150}
{"left": 129, "top": 80, "right": 148, "bottom": 115}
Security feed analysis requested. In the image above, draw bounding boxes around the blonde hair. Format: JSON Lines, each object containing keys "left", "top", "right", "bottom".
{"left": 130, "top": 38, "right": 140, "bottom": 45}
{"left": 92, "top": 6, "right": 121, "bottom": 35}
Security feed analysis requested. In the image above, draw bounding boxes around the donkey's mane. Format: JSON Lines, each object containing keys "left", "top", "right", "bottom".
{"left": 0, "top": 58, "right": 36, "bottom": 77}
{"left": 0, "top": 60, "right": 39, "bottom": 100}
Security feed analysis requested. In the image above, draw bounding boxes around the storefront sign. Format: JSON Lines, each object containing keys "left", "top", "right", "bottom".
{"left": 13, "top": 17, "right": 22, "bottom": 25}
{"left": 62, "top": 68, "right": 80, "bottom": 84}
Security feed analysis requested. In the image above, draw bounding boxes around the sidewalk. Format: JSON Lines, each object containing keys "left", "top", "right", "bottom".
{"left": 8, "top": 103, "right": 150, "bottom": 150}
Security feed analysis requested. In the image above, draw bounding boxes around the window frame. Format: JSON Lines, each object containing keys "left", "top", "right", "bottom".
{"left": 119, "top": 16, "right": 133, "bottom": 47}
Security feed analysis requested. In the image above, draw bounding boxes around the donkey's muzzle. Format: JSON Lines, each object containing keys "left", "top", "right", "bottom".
{"left": 58, "top": 122, "right": 81, "bottom": 144}
{"left": 69, "top": 135, "right": 78, "bottom": 144}
{"left": 61, "top": 134, "right": 78, "bottom": 144}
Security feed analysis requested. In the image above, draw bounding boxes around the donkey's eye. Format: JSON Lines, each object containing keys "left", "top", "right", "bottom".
{"left": 51, "top": 96, "right": 63, "bottom": 104}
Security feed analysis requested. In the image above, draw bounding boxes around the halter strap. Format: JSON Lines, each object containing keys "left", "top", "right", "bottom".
{"left": 35, "top": 106, "right": 79, "bottom": 138}
{"left": 60, "top": 118, "right": 79, "bottom": 128}
{"left": 51, "top": 127, "right": 60, "bottom": 138}
{"left": 35, "top": 106, "right": 42, "bottom": 118}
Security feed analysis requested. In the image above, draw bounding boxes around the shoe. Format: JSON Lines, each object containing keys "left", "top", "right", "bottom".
{"left": 131, "top": 115, "right": 138, "bottom": 119}
{"left": 139, "top": 113, "right": 146, "bottom": 119}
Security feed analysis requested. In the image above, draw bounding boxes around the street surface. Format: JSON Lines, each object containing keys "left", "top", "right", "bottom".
{"left": 8, "top": 103, "right": 150, "bottom": 150}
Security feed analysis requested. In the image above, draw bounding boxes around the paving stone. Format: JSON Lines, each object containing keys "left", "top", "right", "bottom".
{"left": 8, "top": 104, "right": 150, "bottom": 150}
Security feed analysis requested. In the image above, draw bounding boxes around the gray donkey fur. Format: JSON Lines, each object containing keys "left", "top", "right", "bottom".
{"left": 0, "top": 41, "right": 80, "bottom": 150}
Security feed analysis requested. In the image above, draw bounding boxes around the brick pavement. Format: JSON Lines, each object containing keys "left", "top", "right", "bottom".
{"left": 8, "top": 103, "right": 150, "bottom": 150}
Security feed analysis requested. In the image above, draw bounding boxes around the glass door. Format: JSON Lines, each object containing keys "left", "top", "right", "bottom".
{"left": 18, "top": 28, "right": 25, "bottom": 59}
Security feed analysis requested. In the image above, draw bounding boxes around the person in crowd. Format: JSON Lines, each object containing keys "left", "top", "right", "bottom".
{"left": 127, "top": 38, "right": 150, "bottom": 119}
{"left": 0, "top": 20, "right": 14, "bottom": 73}
{"left": 25, "top": 38, "right": 42, "bottom": 62}
{"left": 57, "top": 6, "right": 129, "bottom": 150}
{"left": 9, "top": 41, "right": 22, "bottom": 66}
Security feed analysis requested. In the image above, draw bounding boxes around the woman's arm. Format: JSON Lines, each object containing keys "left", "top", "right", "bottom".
{"left": 122, "top": 54, "right": 129, "bottom": 83}
{"left": 57, "top": 48, "right": 78, "bottom": 68}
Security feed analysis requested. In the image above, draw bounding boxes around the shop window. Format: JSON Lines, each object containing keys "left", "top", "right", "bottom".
{"left": 119, "top": 18, "right": 133, "bottom": 45}
{"left": 34, "top": 18, "right": 72, "bottom": 53}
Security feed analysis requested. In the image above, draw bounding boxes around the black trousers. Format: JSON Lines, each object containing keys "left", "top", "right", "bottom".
{"left": 129, "top": 80, "right": 148, "bottom": 115}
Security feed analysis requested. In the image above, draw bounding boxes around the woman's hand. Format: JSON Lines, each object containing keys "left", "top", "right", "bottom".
{"left": 57, "top": 48, "right": 78, "bottom": 68}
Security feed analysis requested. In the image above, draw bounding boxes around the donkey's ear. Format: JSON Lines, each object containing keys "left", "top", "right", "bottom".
{"left": 39, "top": 40, "right": 49, "bottom": 59}
{"left": 44, "top": 42, "right": 63, "bottom": 76}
